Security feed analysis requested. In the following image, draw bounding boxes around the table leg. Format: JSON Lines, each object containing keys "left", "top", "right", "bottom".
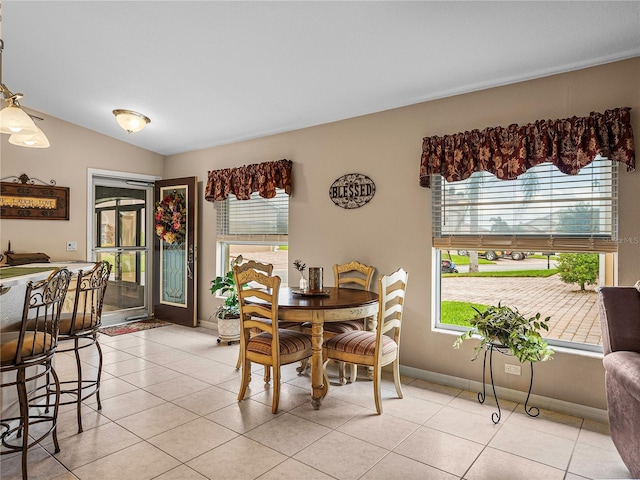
{"left": 311, "top": 310, "right": 326, "bottom": 409}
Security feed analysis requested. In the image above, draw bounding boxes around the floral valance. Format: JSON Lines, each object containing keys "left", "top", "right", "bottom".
{"left": 204, "top": 159, "right": 292, "bottom": 201}
{"left": 419, "top": 107, "right": 635, "bottom": 187}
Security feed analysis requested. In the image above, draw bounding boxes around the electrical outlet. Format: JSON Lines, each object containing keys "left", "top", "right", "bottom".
{"left": 66, "top": 241, "right": 77, "bottom": 252}
{"left": 505, "top": 364, "right": 521, "bottom": 375}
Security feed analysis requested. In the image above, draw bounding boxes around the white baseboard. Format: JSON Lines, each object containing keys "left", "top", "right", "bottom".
{"left": 400, "top": 365, "right": 609, "bottom": 424}
{"left": 196, "top": 320, "right": 608, "bottom": 424}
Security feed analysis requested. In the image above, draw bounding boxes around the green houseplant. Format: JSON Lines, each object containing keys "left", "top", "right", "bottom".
{"left": 210, "top": 255, "right": 244, "bottom": 319}
{"left": 211, "top": 255, "right": 243, "bottom": 343}
{"left": 453, "top": 303, "right": 554, "bottom": 363}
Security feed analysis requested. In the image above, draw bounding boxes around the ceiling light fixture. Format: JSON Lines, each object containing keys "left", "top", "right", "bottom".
{"left": 0, "top": 39, "right": 50, "bottom": 147}
{"left": 8, "top": 122, "right": 50, "bottom": 148}
{"left": 113, "top": 109, "right": 150, "bottom": 133}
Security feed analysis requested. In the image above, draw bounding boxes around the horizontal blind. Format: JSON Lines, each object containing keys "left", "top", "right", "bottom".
{"left": 432, "top": 157, "right": 618, "bottom": 253}
{"left": 216, "top": 188, "right": 288, "bottom": 241}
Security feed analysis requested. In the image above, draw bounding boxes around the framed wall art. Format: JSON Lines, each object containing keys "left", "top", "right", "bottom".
{"left": 0, "top": 174, "right": 70, "bottom": 220}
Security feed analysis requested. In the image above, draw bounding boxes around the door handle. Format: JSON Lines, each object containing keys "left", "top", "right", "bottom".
{"left": 187, "top": 244, "right": 194, "bottom": 280}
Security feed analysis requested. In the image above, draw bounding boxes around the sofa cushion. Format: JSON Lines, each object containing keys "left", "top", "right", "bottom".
{"left": 603, "top": 351, "right": 640, "bottom": 404}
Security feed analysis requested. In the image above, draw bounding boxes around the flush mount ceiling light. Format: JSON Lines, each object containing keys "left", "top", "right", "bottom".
{"left": 113, "top": 109, "right": 150, "bottom": 133}
{"left": 0, "top": 39, "right": 50, "bottom": 147}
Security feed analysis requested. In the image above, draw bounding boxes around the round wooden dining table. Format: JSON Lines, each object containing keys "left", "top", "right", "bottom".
{"left": 276, "top": 286, "right": 379, "bottom": 409}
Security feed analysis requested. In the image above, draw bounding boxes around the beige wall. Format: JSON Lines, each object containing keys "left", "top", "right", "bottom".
{"left": 0, "top": 112, "right": 165, "bottom": 260}
{"left": 166, "top": 58, "right": 640, "bottom": 410}
{"left": 1, "top": 58, "right": 638, "bottom": 410}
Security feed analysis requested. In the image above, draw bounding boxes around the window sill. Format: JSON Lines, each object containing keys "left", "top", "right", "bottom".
{"left": 433, "top": 325, "right": 604, "bottom": 359}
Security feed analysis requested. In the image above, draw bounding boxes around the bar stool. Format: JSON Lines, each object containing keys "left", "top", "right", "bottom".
{"left": 0, "top": 268, "right": 72, "bottom": 480}
{"left": 56, "top": 260, "right": 111, "bottom": 433}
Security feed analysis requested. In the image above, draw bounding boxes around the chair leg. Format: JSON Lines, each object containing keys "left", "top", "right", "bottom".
{"left": 49, "top": 365, "right": 61, "bottom": 454}
{"left": 74, "top": 338, "right": 84, "bottom": 433}
{"left": 321, "top": 359, "right": 331, "bottom": 396}
{"left": 16, "top": 369, "right": 29, "bottom": 480}
{"left": 95, "top": 334, "right": 103, "bottom": 411}
{"left": 338, "top": 362, "right": 348, "bottom": 385}
{"left": 349, "top": 364, "right": 358, "bottom": 383}
{"left": 263, "top": 366, "right": 271, "bottom": 384}
{"left": 271, "top": 366, "right": 280, "bottom": 414}
{"left": 238, "top": 359, "right": 251, "bottom": 401}
{"left": 392, "top": 358, "right": 403, "bottom": 399}
{"left": 296, "top": 358, "right": 309, "bottom": 374}
{"left": 373, "top": 365, "right": 383, "bottom": 414}
{"left": 235, "top": 348, "right": 242, "bottom": 370}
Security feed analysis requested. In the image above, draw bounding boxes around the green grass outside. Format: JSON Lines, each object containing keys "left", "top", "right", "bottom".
{"left": 443, "top": 269, "right": 558, "bottom": 278}
{"left": 441, "top": 301, "right": 489, "bottom": 326}
{"left": 440, "top": 254, "right": 494, "bottom": 266}
{"left": 528, "top": 254, "right": 559, "bottom": 260}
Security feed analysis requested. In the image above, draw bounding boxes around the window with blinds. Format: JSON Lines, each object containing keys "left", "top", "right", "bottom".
{"left": 215, "top": 188, "right": 289, "bottom": 243}
{"left": 432, "top": 157, "right": 618, "bottom": 253}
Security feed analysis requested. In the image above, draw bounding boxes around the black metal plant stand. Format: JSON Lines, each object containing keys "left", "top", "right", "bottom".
{"left": 478, "top": 343, "right": 540, "bottom": 424}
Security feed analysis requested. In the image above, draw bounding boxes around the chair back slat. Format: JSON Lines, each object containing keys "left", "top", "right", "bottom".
{"left": 236, "top": 260, "right": 274, "bottom": 276}
{"left": 14, "top": 268, "right": 72, "bottom": 364}
{"left": 68, "top": 261, "right": 111, "bottom": 335}
{"left": 334, "top": 261, "right": 375, "bottom": 290}
{"left": 234, "top": 266, "right": 281, "bottom": 352}
{"left": 376, "top": 268, "right": 408, "bottom": 344}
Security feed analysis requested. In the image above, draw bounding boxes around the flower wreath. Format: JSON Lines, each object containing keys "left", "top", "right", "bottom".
{"left": 154, "top": 191, "right": 186, "bottom": 244}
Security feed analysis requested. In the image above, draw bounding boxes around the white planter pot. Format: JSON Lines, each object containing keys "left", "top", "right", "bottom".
{"left": 217, "top": 314, "right": 240, "bottom": 344}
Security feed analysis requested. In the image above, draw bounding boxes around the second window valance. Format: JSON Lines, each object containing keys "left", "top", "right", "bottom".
{"left": 205, "top": 159, "right": 292, "bottom": 201}
{"left": 419, "top": 107, "right": 635, "bottom": 187}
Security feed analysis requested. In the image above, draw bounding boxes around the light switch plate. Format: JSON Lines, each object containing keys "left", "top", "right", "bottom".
{"left": 66, "top": 241, "right": 77, "bottom": 251}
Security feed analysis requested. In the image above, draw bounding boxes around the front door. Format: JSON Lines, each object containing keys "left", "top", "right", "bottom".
{"left": 153, "top": 177, "right": 198, "bottom": 326}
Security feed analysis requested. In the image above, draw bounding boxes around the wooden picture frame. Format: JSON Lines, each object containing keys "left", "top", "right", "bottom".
{"left": 0, "top": 181, "right": 70, "bottom": 220}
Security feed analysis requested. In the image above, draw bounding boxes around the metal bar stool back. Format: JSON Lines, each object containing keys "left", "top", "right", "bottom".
{"left": 1, "top": 267, "right": 72, "bottom": 480}
{"left": 57, "top": 260, "right": 111, "bottom": 433}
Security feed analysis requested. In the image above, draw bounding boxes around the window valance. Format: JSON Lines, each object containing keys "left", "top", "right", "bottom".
{"left": 419, "top": 107, "right": 635, "bottom": 187}
{"left": 205, "top": 159, "right": 292, "bottom": 202}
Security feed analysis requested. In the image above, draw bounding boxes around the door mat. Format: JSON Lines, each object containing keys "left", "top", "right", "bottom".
{"left": 99, "top": 319, "right": 171, "bottom": 336}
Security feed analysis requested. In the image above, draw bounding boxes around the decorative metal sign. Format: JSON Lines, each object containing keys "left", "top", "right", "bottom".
{"left": 0, "top": 174, "right": 69, "bottom": 220}
{"left": 329, "top": 173, "right": 376, "bottom": 209}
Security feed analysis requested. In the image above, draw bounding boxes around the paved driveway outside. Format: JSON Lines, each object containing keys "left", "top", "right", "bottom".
{"left": 441, "top": 274, "right": 601, "bottom": 345}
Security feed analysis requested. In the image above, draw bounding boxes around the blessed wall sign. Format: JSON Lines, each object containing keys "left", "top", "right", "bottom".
{"left": 329, "top": 173, "right": 376, "bottom": 209}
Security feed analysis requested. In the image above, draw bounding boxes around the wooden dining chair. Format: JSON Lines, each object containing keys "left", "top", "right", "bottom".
{"left": 302, "top": 261, "right": 375, "bottom": 382}
{"left": 56, "top": 260, "right": 111, "bottom": 433}
{"left": 322, "top": 268, "right": 408, "bottom": 414}
{"left": 234, "top": 266, "right": 312, "bottom": 413}
{"left": 0, "top": 268, "right": 72, "bottom": 480}
{"left": 234, "top": 260, "right": 273, "bottom": 373}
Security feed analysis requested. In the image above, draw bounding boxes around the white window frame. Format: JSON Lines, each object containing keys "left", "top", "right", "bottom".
{"left": 214, "top": 188, "right": 289, "bottom": 278}
{"left": 432, "top": 158, "right": 618, "bottom": 352}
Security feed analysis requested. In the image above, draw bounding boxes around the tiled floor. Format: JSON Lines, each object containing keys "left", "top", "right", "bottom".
{"left": 1, "top": 324, "right": 633, "bottom": 480}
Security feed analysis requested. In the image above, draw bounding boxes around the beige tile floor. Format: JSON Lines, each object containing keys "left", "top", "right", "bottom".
{"left": 1, "top": 324, "right": 633, "bottom": 480}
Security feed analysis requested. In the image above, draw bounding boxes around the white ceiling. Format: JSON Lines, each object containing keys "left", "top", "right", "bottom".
{"left": 3, "top": 1, "right": 640, "bottom": 156}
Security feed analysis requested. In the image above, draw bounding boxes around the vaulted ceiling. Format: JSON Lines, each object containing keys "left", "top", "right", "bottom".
{"left": 3, "top": 1, "right": 640, "bottom": 155}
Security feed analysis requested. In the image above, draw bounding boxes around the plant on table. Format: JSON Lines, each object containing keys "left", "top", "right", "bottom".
{"left": 293, "top": 259, "right": 308, "bottom": 290}
{"left": 210, "top": 254, "right": 244, "bottom": 319}
{"left": 453, "top": 302, "right": 554, "bottom": 363}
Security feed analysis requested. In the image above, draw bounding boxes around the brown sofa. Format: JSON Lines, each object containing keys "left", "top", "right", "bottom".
{"left": 598, "top": 285, "right": 640, "bottom": 479}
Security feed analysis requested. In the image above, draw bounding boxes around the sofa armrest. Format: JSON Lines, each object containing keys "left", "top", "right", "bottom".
{"left": 603, "top": 351, "right": 640, "bottom": 404}
{"left": 598, "top": 287, "right": 640, "bottom": 355}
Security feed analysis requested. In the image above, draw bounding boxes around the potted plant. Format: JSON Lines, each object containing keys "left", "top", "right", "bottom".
{"left": 453, "top": 302, "right": 554, "bottom": 363}
{"left": 211, "top": 255, "right": 243, "bottom": 343}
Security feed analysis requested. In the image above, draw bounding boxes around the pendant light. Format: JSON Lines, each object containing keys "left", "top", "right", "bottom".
{"left": 0, "top": 39, "right": 50, "bottom": 147}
